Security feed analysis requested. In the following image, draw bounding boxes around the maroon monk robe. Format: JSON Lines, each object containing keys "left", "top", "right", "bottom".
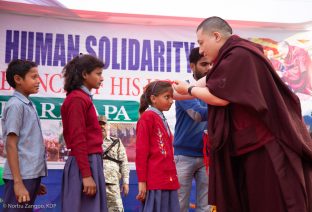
{"left": 206, "top": 35, "right": 312, "bottom": 212}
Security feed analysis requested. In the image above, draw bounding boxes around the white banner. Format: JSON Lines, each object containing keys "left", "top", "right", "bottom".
{"left": 0, "top": 13, "right": 198, "bottom": 165}
{"left": 0, "top": 13, "right": 312, "bottom": 166}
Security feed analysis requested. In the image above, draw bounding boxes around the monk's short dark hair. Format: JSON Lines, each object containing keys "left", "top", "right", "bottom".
{"left": 197, "top": 16, "right": 232, "bottom": 36}
{"left": 6, "top": 59, "right": 37, "bottom": 88}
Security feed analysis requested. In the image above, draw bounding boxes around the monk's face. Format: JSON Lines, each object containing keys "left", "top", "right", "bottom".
{"left": 197, "top": 28, "right": 221, "bottom": 63}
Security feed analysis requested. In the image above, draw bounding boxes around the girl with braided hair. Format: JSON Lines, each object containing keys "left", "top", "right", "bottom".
{"left": 136, "top": 80, "right": 180, "bottom": 212}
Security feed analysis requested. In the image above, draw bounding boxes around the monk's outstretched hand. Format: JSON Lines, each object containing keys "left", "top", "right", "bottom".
{"left": 173, "top": 80, "right": 189, "bottom": 95}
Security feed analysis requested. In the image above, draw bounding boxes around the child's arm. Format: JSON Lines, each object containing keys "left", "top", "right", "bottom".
{"left": 37, "top": 184, "right": 47, "bottom": 195}
{"left": 135, "top": 117, "right": 150, "bottom": 202}
{"left": 67, "top": 98, "right": 96, "bottom": 196}
{"left": 6, "top": 133, "right": 30, "bottom": 203}
{"left": 82, "top": 177, "right": 97, "bottom": 196}
{"left": 136, "top": 182, "right": 146, "bottom": 202}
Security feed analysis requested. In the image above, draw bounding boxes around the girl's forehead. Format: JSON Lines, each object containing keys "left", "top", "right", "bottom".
{"left": 87, "top": 67, "right": 103, "bottom": 74}
{"left": 160, "top": 89, "right": 173, "bottom": 95}
{"left": 27, "top": 67, "right": 39, "bottom": 74}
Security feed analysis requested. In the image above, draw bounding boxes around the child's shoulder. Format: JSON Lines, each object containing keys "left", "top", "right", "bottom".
{"left": 2, "top": 97, "right": 28, "bottom": 122}
{"left": 141, "top": 110, "right": 156, "bottom": 116}
{"left": 139, "top": 110, "right": 159, "bottom": 121}
{"left": 66, "top": 89, "right": 85, "bottom": 97}
{"left": 5, "top": 96, "right": 24, "bottom": 109}
{"left": 64, "top": 89, "right": 90, "bottom": 103}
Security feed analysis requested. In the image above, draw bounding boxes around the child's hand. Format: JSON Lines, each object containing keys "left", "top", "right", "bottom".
{"left": 82, "top": 176, "right": 97, "bottom": 196}
{"left": 37, "top": 184, "right": 47, "bottom": 195}
{"left": 14, "top": 181, "right": 30, "bottom": 203}
{"left": 136, "top": 182, "right": 146, "bottom": 202}
{"left": 121, "top": 184, "right": 129, "bottom": 196}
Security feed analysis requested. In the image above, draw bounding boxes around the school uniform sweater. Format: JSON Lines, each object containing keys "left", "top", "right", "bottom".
{"left": 135, "top": 110, "right": 179, "bottom": 190}
{"left": 61, "top": 89, "right": 103, "bottom": 177}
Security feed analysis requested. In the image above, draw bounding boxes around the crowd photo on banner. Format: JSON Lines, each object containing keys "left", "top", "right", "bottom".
{"left": 0, "top": 5, "right": 312, "bottom": 212}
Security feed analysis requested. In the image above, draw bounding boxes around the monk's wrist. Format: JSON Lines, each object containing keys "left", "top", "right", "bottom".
{"left": 188, "top": 86, "right": 196, "bottom": 96}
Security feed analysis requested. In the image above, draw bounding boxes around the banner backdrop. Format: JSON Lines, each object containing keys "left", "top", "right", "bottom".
{"left": 0, "top": 13, "right": 312, "bottom": 166}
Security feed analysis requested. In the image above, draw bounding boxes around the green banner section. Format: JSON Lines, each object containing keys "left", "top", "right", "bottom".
{"left": 0, "top": 95, "right": 139, "bottom": 122}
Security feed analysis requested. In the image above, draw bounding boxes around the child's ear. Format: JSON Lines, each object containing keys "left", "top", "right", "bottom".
{"left": 13, "top": 75, "right": 23, "bottom": 85}
{"left": 150, "top": 95, "right": 156, "bottom": 104}
{"left": 82, "top": 71, "right": 87, "bottom": 79}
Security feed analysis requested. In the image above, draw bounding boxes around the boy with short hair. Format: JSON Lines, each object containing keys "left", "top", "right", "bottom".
{"left": 1, "top": 59, "right": 47, "bottom": 210}
{"left": 98, "top": 115, "right": 129, "bottom": 212}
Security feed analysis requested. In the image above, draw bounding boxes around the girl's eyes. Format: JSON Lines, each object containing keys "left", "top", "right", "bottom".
{"left": 31, "top": 75, "right": 39, "bottom": 79}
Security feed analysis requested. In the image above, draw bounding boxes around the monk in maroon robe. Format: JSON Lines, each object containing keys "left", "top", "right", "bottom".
{"left": 173, "top": 16, "right": 312, "bottom": 212}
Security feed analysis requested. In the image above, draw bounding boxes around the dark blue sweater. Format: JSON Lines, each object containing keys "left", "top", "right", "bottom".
{"left": 173, "top": 98, "right": 208, "bottom": 156}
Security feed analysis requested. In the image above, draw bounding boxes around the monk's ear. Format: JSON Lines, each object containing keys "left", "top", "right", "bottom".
{"left": 213, "top": 32, "right": 222, "bottom": 42}
{"left": 190, "top": 63, "right": 196, "bottom": 72}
